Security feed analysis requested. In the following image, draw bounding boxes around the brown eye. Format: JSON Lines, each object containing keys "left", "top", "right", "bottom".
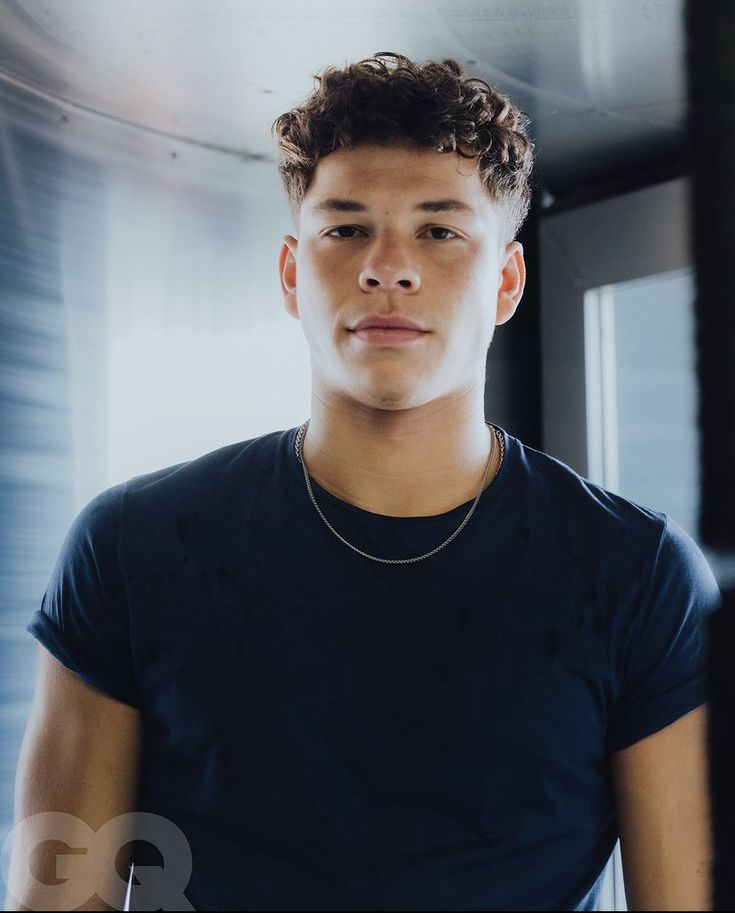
{"left": 424, "top": 227, "right": 458, "bottom": 240}
{"left": 326, "top": 226, "right": 364, "bottom": 239}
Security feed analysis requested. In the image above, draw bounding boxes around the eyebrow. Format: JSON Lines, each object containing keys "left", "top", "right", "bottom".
{"left": 312, "top": 198, "right": 476, "bottom": 215}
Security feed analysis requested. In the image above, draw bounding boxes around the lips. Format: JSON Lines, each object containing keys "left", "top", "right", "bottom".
{"left": 351, "top": 315, "right": 428, "bottom": 332}
{"left": 351, "top": 326, "right": 429, "bottom": 346}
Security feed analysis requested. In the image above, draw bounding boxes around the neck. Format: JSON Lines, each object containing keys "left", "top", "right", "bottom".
{"left": 299, "top": 394, "right": 500, "bottom": 518}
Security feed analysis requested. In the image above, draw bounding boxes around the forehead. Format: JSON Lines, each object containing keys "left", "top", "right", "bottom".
{"left": 304, "top": 143, "right": 487, "bottom": 205}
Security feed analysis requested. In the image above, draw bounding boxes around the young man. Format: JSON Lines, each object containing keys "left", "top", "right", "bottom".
{"left": 7, "top": 52, "right": 721, "bottom": 911}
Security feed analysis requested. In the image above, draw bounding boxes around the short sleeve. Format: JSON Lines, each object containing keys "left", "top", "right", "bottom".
{"left": 607, "top": 513, "right": 723, "bottom": 753}
{"left": 26, "top": 480, "right": 141, "bottom": 709}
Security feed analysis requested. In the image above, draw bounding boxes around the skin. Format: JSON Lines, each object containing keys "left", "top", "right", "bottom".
{"left": 611, "top": 704, "right": 713, "bottom": 910}
{"left": 5, "top": 649, "right": 142, "bottom": 911}
{"left": 278, "top": 141, "right": 526, "bottom": 518}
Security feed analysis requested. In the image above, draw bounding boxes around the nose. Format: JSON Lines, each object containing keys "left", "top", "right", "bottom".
{"left": 357, "top": 239, "right": 421, "bottom": 293}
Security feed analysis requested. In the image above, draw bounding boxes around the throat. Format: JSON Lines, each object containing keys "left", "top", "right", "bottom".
{"left": 301, "top": 433, "right": 501, "bottom": 519}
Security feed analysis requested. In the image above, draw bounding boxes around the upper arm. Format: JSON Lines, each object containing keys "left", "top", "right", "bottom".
{"left": 5, "top": 646, "right": 144, "bottom": 911}
{"left": 610, "top": 702, "right": 713, "bottom": 912}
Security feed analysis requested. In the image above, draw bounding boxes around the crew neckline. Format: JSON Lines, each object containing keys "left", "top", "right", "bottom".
{"left": 284, "top": 421, "right": 516, "bottom": 525}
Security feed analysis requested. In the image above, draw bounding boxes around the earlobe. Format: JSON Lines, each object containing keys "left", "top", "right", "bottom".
{"left": 495, "top": 297, "right": 517, "bottom": 326}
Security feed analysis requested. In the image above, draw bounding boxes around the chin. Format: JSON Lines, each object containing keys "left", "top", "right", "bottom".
{"left": 354, "top": 385, "right": 426, "bottom": 410}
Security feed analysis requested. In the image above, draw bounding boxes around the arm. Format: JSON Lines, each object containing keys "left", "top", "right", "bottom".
{"left": 4, "top": 646, "right": 143, "bottom": 912}
{"left": 610, "top": 703, "right": 713, "bottom": 911}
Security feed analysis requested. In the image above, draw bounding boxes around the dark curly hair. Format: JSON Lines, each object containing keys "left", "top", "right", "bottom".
{"left": 271, "top": 51, "right": 535, "bottom": 243}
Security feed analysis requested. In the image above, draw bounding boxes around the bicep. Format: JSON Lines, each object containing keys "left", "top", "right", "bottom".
{"left": 5, "top": 646, "right": 143, "bottom": 911}
{"left": 610, "top": 703, "right": 713, "bottom": 911}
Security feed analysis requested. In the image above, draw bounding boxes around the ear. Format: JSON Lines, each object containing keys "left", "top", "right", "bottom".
{"left": 496, "top": 241, "right": 526, "bottom": 326}
{"left": 279, "top": 235, "right": 299, "bottom": 321}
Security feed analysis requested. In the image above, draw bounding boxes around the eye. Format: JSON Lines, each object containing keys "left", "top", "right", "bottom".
{"left": 325, "top": 226, "right": 365, "bottom": 239}
{"left": 324, "top": 225, "right": 459, "bottom": 240}
{"left": 423, "top": 226, "right": 459, "bottom": 240}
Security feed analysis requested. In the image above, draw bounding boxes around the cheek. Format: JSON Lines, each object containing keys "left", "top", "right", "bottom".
{"left": 443, "top": 278, "right": 497, "bottom": 349}
{"left": 294, "top": 266, "right": 344, "bottom": 351}
{"left": 301, "top": 255, "right": 347, "bottom": 306}
{"left": 437, "top": 252, "right": 490, "bottom": 296}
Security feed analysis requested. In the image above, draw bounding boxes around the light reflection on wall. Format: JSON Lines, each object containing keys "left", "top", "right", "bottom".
{"left": 107, "top": 322, "right": 310, "bottom": 484}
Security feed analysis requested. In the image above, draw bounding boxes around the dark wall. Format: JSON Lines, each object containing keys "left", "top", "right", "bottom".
{"left": 484, "top": 194, "right": 543, "bottom": 451}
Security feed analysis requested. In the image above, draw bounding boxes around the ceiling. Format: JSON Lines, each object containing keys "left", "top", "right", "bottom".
{"left": 0, "top": 0, "right": 688, "bottom": 204}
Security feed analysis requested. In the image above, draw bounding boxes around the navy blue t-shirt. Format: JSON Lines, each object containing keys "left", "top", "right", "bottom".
{"left": 27, "top": 425, "right": 722, "bottom": 911}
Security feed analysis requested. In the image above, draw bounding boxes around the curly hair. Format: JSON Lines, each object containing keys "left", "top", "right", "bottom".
{"left": 271, "top": 51, "right": 535, "bottom": 243}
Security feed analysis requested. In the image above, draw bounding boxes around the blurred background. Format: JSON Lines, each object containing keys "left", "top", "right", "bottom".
{"left": 0, "top": 1, "right": 723, "bottom": 909}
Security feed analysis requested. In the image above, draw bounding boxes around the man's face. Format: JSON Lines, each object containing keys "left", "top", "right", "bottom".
{"left": 279, "top": 142, "right": 525, "bottom": 413}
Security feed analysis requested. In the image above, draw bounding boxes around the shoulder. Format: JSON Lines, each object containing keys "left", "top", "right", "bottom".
{"left": 509, "top": 435, "right": 668, "bottom": 562}
{"left": 520, "top": 443, "right": 719, "bottom": 607}
{"left": 51, "top": 428, "right": 292, "bottom": 564}
{"left": 122, "top": 426, "right": 288, "bottom": 511}
{"left": 53, "top": 480, "right": 130, "bottom": 565}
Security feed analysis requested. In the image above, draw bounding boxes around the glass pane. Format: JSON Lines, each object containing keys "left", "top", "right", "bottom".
{"left": 584, "top": 267, "right": 699, "bottom": 540}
